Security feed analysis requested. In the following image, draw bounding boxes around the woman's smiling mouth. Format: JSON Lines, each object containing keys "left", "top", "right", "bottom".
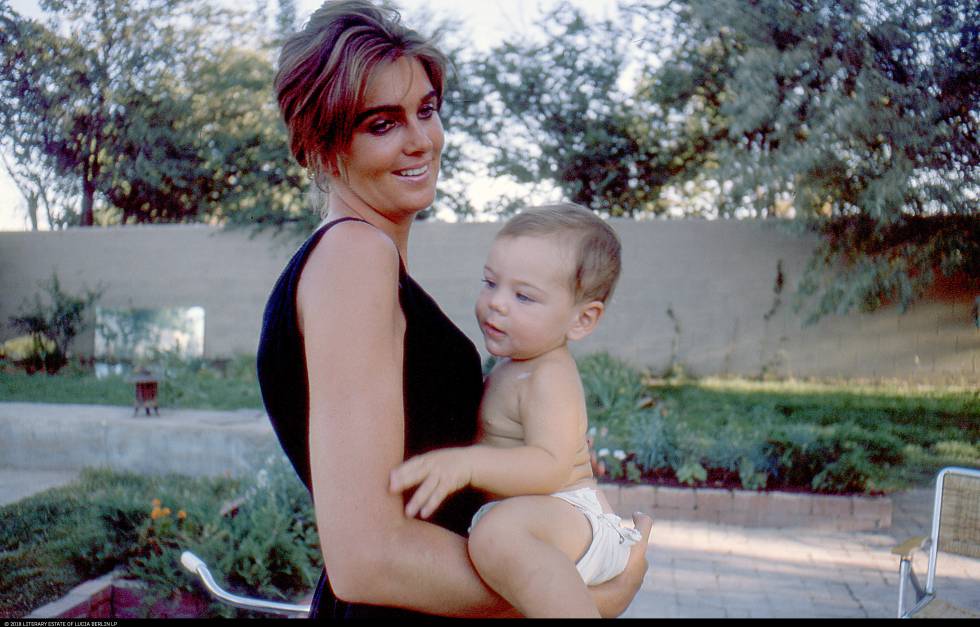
{"left": 395, "top": 164, "right": 428, "bottom": 178}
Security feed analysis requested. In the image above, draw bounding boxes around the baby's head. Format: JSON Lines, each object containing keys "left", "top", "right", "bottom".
{"left": 497, "top": 203, "right": 622, "bottom": 305}
{"left": 476, "top": 203, "right": 622, "bottom": 360}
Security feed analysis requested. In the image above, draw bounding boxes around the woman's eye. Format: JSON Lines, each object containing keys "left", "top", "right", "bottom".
{"left": 368, "top": 119, "right": 395, "bottom": 135}
{"left": 419, "top": 103, "right": 438, "bottom": 119}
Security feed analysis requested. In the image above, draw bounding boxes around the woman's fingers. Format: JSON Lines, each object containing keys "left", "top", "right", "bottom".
{"left": 632, "top": 512, "right": 653, "bottom": 542}
{"left": 627, "top": 512, "right": 653, "bottom": 574}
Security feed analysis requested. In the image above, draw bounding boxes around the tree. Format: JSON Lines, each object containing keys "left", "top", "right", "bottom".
{"left": 1, "top": 0, "right": 195, "bottom": 225}
{"left": 0, "top": 0, "right": 307, "bottom": 228}
{"left": 0, "top": 143, "right": 68, "bottom": 230}
{"left": 0, "top": 2, "right": 82, "bottom": 228}
{"left": 635, "top": 0, "right": 979, "bottom": 319}
{"left": 453, "top": 2, "right": 666, "bottom": 216}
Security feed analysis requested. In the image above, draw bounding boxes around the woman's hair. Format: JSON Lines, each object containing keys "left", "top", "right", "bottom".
{"left": 498, "top": 203, "right": 623, "bottom": 305}
{"left": 274, "top": 0, "right": 447, "bottom": 178}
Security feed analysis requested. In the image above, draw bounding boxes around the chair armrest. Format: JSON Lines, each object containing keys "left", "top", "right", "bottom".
{"left": 891, "top": 535, "right": 929, "bottom": 558}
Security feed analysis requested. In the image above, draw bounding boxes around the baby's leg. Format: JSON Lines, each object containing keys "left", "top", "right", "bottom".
{"left": 467, "top": 495, "right": 597, "bottom": 618}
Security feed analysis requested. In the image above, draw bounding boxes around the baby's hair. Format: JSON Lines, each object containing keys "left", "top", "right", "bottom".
{"left": 498, "top": 203, "right": 622, "bottom": 304}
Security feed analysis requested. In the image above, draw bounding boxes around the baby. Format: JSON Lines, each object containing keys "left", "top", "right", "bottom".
{"left": 389, "top": 203, "right": 642, "bottom": 618}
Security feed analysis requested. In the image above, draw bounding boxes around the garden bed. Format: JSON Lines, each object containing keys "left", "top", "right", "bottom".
{"left": 601, "top": 483, "right": 891, "bottom": 530}
{"left": 27, "top": 570, "right": 209, "bottom": 619}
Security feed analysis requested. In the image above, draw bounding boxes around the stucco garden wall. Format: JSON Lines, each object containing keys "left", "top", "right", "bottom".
{"left": 1, "top": 221, "right": 976, "bottom": 383}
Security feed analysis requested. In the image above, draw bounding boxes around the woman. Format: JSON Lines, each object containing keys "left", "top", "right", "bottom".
{"left": 256, "top": 0, "right": 652, "bottom": 618}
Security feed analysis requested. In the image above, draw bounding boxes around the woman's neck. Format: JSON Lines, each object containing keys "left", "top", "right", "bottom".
{"left": 325, "top": 202, "right": 413, "bottom": 264}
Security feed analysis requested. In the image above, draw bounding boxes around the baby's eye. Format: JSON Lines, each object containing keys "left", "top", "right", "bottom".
{"left": 516, "top": 293, "right": 534, "bottom": 303}
{"left": 481, "top": 278, "right": 496, "bottom": 289}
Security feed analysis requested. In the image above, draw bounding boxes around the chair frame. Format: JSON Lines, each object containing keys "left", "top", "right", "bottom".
{"left": 180, "top": 551, "right": 311, "bottom": 617}
{"left": 895, "top": 466, "right": 980, "bottom": 619}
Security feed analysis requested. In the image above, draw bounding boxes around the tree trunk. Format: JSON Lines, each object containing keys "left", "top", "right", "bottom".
{"left": 81, "top": 176, "right": 95, "bottom": 226}
{"left": 26, "top": 194, "right": 39, "bottom": 231}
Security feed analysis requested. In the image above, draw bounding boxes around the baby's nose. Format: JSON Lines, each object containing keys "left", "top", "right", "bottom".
{"left": 488, "top": 294, "right": 508, "bottom": 314}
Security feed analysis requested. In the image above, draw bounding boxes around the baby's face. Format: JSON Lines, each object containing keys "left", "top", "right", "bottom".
{"left": 475, "top": 234, "right": 581, "bottom": 361}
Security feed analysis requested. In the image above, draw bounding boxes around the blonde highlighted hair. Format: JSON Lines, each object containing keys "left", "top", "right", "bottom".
{"left": 498, "top": 203, "right": 622, "bottom": 304}
{"left": 274, "top": 0, "right": 447, "bottom": 178}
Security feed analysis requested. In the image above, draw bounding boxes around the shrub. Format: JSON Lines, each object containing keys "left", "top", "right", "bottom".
{"left": 0, "top": 454, "right": 320, "bottom": 619}
{"left": 7, "top": 274, "right": 100, "bottom": 375}
{"left": 123, "top": 451, "right": 320, "bottom": 617}
{"left": 580, "top": 353, "right": 975, "bottom": 494}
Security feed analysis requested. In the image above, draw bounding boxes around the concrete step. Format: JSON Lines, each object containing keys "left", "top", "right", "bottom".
{"left": 0, "top": 402, "right": 276, "bottom": 479}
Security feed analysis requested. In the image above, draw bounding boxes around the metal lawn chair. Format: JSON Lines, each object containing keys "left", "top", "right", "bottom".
{"left": 180, "top": 551, "right": 311, "bottom": 617}
{"left": 892, "top": 466, "right": 980, "bottom": 619}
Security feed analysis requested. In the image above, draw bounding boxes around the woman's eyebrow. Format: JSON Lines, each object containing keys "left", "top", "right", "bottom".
{"left": 354, "top": 90, "right": 439, "bottom": 126}
{"left": 354, "top": 105, "right": 401, "bottom": 126}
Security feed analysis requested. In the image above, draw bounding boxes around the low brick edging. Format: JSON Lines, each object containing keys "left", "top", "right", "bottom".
{"left": 600, "top": 483, "right": 892, "bottom": 531}
{"left": 27, "top": 570, "right": 208, "bottom": 619}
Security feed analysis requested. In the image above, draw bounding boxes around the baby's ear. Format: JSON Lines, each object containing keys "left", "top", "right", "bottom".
{"left": 567, "top": 301, "right": 605, "bottom": 342}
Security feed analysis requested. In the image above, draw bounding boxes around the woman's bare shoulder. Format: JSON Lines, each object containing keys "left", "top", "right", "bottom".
{"left": 298, "top": 220, "right": 400, "bottom": 305}
{"left": 311, "top": 220, "right": 399, "bottom": 273}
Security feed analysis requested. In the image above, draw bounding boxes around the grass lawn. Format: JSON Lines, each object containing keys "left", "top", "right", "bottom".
{"left": 655, "top": 377, "right": 979, "bottom": 489}
{"left": 0, "top": 362, "right": 262, "bottom": 410}
{"left": 1, "top": 353, "right": 977, "bottom": 494}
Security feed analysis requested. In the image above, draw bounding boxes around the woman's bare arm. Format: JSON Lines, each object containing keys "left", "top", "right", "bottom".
{"left": 298, "top": 223, "right": 515, "bottom": 616}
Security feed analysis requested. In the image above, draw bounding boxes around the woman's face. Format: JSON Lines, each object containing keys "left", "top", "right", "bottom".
{"left": 330, "top": 57, "right": 444, "bottom": 219}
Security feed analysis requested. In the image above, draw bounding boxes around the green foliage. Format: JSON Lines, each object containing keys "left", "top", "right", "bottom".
{"left": 582, "top": 353, "right": 979, "bottom": 494}
{"left": 0, "top": 455, "right": 319, "bottom": 619}
{"left": 6, "top": 274, "right": 100, "bottom": 374}
{"left": 638, "top": 0, "right": 980, "bottom": 320}
{"left": 0, "top": 0, "right": 307, "bottom": 228}
{"left": 125, "top": 452, "right": 320, "bottom": 617}
{"left": 0, "top": 468, "right": 239, "bottom": 618}
{"left": 452, "top": 2, "right": 662, "bottom": 216}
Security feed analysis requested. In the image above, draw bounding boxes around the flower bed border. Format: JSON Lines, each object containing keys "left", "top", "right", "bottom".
{"left": 601, "top": 484, "right": 891, "bottom": 531}
{"left": 27, "top": 570, "right": 208, "bottom": 619}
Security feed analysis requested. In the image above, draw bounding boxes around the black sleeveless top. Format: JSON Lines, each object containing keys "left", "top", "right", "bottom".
{"left": 256, "top": 218, "right": 486, "bottom": 619}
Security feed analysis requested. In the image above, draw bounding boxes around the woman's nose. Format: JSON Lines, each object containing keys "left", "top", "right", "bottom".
{"left": 403, "top": 119, "right": 434, "bottom": 155}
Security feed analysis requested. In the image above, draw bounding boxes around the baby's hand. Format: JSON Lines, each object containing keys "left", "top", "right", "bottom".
{"left": 389, "top": 447, "right": 473, "bottom": 519}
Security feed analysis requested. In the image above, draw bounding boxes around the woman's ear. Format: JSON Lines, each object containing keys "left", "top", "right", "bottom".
{"left": 567, "top": 301, "right": 605, "bottom": 342}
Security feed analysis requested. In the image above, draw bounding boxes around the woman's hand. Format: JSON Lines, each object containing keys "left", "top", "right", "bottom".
{"left": 389, "top": 447, "right": 474, "bottom": 519}
{"left": 592, "top": 512, "right": 654, "bottom": 618}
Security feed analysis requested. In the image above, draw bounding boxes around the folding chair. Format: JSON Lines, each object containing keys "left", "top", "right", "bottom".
{"left": 180, "top": 551, "right": 311, "bottom": 617}
{"left": 892, "top": 466, "right": 980, "bottom": 618}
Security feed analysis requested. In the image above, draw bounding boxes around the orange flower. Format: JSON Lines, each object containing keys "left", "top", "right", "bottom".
{"left": 152, "top": 498, "right": 161, "bottom": 508}
{"left": 177, "top": 510, "right": 187, "bottom": 520}
{"left": 161, "top": 507, "right": 172, "bottom": 517}
{"left": 151, "top": 508, "right": 162, "bottom": 520}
